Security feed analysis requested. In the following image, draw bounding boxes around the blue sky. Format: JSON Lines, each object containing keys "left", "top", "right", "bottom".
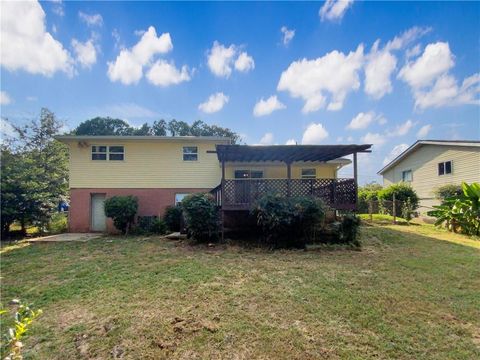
{"left": 1, "top": 1, "right": 479, "bottom": 183}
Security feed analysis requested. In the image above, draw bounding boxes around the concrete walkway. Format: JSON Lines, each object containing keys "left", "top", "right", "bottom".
{"left": 26, "top": 233, "right": 102, "bottom": 243}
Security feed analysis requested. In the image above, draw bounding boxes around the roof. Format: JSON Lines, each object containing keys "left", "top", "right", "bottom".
{"left": 55, "top": 135, "right": 231, "bottom": 143}
{"left": 215, "top": 144, "right": 372, "bottom": 163}
{"left": 378, "top": 139, "right": 480, "bottom": 174}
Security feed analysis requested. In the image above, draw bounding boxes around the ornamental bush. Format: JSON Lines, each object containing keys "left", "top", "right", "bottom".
{"left": 433, "top": 184, "right": 463, "bottom": 201}
{"left": 181, "top": 193, "right": 219, "bottom": 243}
{"left": 358, "top": 182, "right": 383, "bottom": 213}
{"left": 133, "top": 216, "right": 167, "bottom": 235}
{"left": 163, "top": 205, "right": 183, "bottom": 232}
{"left": 378, "top": 183, "right": 419, "bottom": 215}
{"left": 104, "top": 195, "right": 138, "bottom": 234}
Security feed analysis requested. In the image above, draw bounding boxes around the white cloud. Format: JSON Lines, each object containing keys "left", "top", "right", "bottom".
{"left": 259, "top": 132, "right": 274, "bottom": 145}
{"left": 277, "top": 45, "right": 364, "bottom": 112}
{"left": 0, "top": 1, "right": 74, "bottom": 76}
{"left": 207, "top": 42, "right": 236, "bottom": 78}
{"left": 0, "top": 91, "right": 12, "bottom": 105}
{"left": 112, "top": 29, "right": 122, "bottom": 49}
{"left": 385, "top": 26, "right": 432, "bottom": 52}
{"left": 416, "top": 124, "right": 432, "bottom": 138}
{"left": 26, "top": 96, "right": 37, "bottom": 102}
{"left": 51, "top": 0, "right": 64, "bottom": 17}
{"left": 302, "top": 123, "right": 329, "bottom": 144}
{"left": 319, "top": 0, "right": 354, "bottom": 22}
{"left": 107, "top": 26, "right": 173, "bottom": 85}
{"left": 71, "top": 38, "right": 97, "bottom": 69}
{"left": 383, "top": 143, "right": 409, "bottom": 165}
{"left": 388, "top": 119, "right": 414, "bottom": 137}
{"left": 198, "top": 92, "right": 229, "bottom": 114}
{"left": 253, "top": 96, "right": 286, "bottom": 117}
{"left": 146, "top": 60, "right": 191, "bottom": 87}
{"left": 406, "top": 44, "right": 421, "bottom": 59}
{"left": 91, "top": 103, "right": 159, "bottom": 120}
{"left": 281, "top": 26, "right": 295, "bottom": 46}
{"left": 78, "top": 11, "right": 103, "bottom": 27}
{"left": 361, "top": 132, "right": 386, "bottom": 148}
{"left": 364, "top": 42, "right": 397, "bottom": 99}
{"left": 346, "top": 111, "right": 385, "bottom": 130}
{"left": 286, "top": 139, "right": 296, "bottom": 145}
{"left": 234, "top": 52, "right": 255, "bottom": 73}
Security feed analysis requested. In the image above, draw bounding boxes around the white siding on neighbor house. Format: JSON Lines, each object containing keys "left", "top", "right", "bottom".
{"left": 382, "top": 145, "right": 480, "bottom": 211}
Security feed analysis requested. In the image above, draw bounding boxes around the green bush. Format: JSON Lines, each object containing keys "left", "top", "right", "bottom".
{"left": 163, "top": 205, "right": 183, "bottom": 232}
{"left": 132, "top": 216, "right": 167, "bottom": 235}
{"left": 104, "top": 196, "right": 138, "bottom": 234}
{"left": 334, "top": 214, "right": 361, "bottom": 246}
{"left": 358, "top": 182, "right": 383, "bottom": 213}
{"left": 252, "top": 194, "right": 325, "bottom": 249}
{"left": 433, "top": 184, "right": 463, "bottom": 201}
{"left": 378, "top": 183, "right": 419, "bottom": 215}
{"left": 47, "top": 212, "right": 68, "bottom": 234}
{"left": 181, "top": 193, "right": 219, "bottom": 243}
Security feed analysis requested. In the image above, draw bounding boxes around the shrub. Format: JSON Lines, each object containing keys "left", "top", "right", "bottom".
{"left": 252, "top": 194, "right": 325, "bottom": 249}
{"left": 378, "top": 183, "right": 419, "bottom": 215}
{"left": 433, "top": 184, "right": 463, "bottom": 201}
{"left": 104, "top": 196, "right": 138, "bottom": 234}
{"left": 401, "top": 197, "right": 414, "bottom": 223}
{"left": 337, "top": 214, "right": 361, "bottom": 246}
{"left": 163, "top": 205, "right": 183, "bottom": 232}
{"left": 181, "top": 193, "right": 219, "bottom": 243}
{"left": 132, "top": 216, "right": 167, "bottom": 235}
{"left": 358, "top": 182, "right": 383, "bottom": 213}
{"left": 47, "top": 212, "right": 68, "bottom": 234}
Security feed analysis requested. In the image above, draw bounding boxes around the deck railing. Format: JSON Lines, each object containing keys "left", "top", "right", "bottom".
{"left": 210, "top": 178, "right": 356, "bottom": 210}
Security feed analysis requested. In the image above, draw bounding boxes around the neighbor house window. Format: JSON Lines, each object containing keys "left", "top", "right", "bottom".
{"left": 234, "top": 170, "right": 264, "bottom": 179}
{"left": 91, "top": 146, "right": 107, "bottom": 160}
{"left": 301, "top": 169, "right": 316, "bottom": 179}
{"left": 402, "top": 169, "right": 412, "bottom": 182}
{"left": 183, "top": 146, "right": 198, "bottom": 161}
{"left": 438, "top": 161, "right": 452, "bottom": 176}
{"left": 91, "top": 146, "right": 124, "bottom": 161}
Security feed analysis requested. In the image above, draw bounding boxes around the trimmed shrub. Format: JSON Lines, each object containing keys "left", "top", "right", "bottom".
{"left": 433, "top": 184, "right": 463, "bottom": 201}
{"left": 252, "top": 194, "right": 325, "bottom": 249}
{"left": 163, "top": 205, "right": 183, "bottom": 232}
{"left": 181, "top": 193, "right": 219, "bottom": 243}
{"left": 323, "top": 214, "right": 361, "bottom": 246}
{"left": 378, "top": 183, "right": 419, "bottom": 215}
{"left": 133, "top": 216, "right": 167, "bottom": 235}
{"left": 104, "top": 196, "right": 138, "bottom": 234}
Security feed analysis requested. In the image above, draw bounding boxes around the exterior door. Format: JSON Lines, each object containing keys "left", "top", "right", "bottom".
{"left": 91, "top": 194, "right": 106, "bottom": 232}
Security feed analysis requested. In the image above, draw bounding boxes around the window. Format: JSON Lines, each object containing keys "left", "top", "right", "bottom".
{"left": 234, "top": 170, "right": 264, "bottom": 179}
{"left": 91, "top": 146, "right": 124, "bottom": 161}
{"left": 109, "top": 146, "right": 124, "bottom": 161}
{"left": 183, "top": 146, "right": 198, "bottom": 161}
{"left": 402, "top": 169, "right": 412, "bottom": 182}
{"left": 91, "top": 146, "right": 107, "bottom": 160}
{"left": 175, "top": 193, "right": 189, "bottom": 205}
{"left": 438, "top": 161, "right": 452, "bottom": 176}
{"left": 301, "top": 168, "right": 316, "bottom": 179}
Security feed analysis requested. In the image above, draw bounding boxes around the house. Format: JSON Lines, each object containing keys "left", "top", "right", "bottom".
{"left": 56, "top": 135, "right": 371, "bottom": 233}
{"left": 378, "top": 140, "right": 480, "bottom": 213}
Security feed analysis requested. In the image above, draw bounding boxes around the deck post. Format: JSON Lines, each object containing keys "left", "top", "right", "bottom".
{"left": 353, "top": 152, "right": 358, "bottom": 210}
{"left": 221, "top": 158, "right": 225, "bottom": 241}
{"left": 286, "top": 161, "right": 292, "bottom": 197}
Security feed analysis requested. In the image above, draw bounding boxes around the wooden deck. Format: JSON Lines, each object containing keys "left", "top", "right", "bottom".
{"left": 210, "top": 178, "right": 357, "bottom": 211}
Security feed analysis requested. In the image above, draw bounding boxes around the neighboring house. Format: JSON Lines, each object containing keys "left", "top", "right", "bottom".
{"left": 378, "top": 140, "right": 480, "bottom": 213}
{"left": 56, "top": 135, "right": 371, "bottom": 233}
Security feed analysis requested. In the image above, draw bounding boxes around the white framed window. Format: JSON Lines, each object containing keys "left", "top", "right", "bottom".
{"left": 301, "top": 168, "right": 316, "bottom": 179}
{"left": 183, "top": 146, "right": 198, "bottom": 161}
{"left": 91, "top": 145, "right": 124, "bottom": 161}
{"left": 175, "top": 193, "right": 189, "bottom": 205}
{"left": 402, "top": 169, "right": 412, "bottom": 182}
{"left": 438, "top": 161, "right": 452, "bottom": 176}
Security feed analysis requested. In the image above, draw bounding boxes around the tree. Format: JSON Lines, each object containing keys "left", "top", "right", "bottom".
{"left": 132, "top": 123, "right": 153, "bottom": 136}
{"left": 152, "top": 120, "right": 167, "bottom": 136}
{"left": 167, "top": 119, "right": 191, "bottom": 136}
{"left": 74, "top": 117, "right": 133, "bottom": 135}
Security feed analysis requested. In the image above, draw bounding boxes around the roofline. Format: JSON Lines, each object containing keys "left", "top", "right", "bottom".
{"left": 55, "top": 135, "right": 231, "bottom": 142}
{"left": 378, "top": 139, "right": 480, "bottom": 175}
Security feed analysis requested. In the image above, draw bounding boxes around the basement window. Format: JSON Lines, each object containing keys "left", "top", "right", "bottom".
{"left": 301, "top": 168, "right": 316, "bottom": 179}
{"left": 183, "top": 146, "right": 198, "bottom": 161}
{"left": 402, "top": 169, "right": 412, "bottom": 182}
{"left": 438, "top": 161, "right": 452, "bottom": 176}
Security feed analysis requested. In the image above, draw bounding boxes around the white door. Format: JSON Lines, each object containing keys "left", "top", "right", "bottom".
{"left": 91, "top": 194, "right": 106, "bottom": 232}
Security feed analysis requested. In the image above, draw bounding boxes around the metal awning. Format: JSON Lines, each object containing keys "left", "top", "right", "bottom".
{"left": 215, "top": 144, "right": 372, "bottom": 163}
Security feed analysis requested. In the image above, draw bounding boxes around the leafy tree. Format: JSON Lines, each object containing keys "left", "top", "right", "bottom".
{"left": 152, "top": 119, "right": 167, "bottom": 136}
{"left": 167, "top": 119, "right": 191, "bottom": 136}
{"left": 74, "top": 117, "right": 133, "bottom": 135}
{"left": 132, "top": 123, "right": 153, "bottom": 136}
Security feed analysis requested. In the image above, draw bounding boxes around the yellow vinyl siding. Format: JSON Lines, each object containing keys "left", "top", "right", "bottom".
{"left": 66, "top": 139, "right": 227, "bottom": 188}
{"left": 225, "top": 162, "right": 337, "bottom": 179}
{"left": 382, "top": 145, "right": 480, "bottom": 211}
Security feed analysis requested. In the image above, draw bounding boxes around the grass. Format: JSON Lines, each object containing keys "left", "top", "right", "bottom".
{"left": 1, "top": 223, "right": 479, "bottom": 359}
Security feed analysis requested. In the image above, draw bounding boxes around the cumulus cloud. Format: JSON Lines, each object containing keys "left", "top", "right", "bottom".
{"left": 253, "top": 96, "right": 286, "bottom": 117}
{"left": 281, "top": 26, "right": 295, "bottom": 46}
{"left": 416, "top": 124, "right": 432, "bottom": 138}
{"left": 207, "top": 42, "right": 254, "bottom": 78}
{"left": 302, "top": 123, "right": 329, "bottom": 144}
{"left": 285, "top": 139, "right": 296, "bottom": 145}
{"left": 346, "top": 111, "right": 386, "bottom": 130}
{"left": 78, "top": 11, "right": 103, "bottom": 27}
{"left": 0, "top": 1, "right": 74, "bottom": 76}
{"left": 319, "top": 0, "right": 354, "bottom": 22}
{"left": 72, "top": 38, "right": 97, "bottom": 69}
{"left": 107, "top": 26, "right": 173, "bottom": 85}
{"left": 198, "top": 92, "right": 229, "bottom": 113}
{"left": 146, "top": 60, "right": 191, "bottom": 87}
{"left": 0, "top": 91, "right": 12, "bottom": 105}
{"left": 388, "top": 119, "right": 414, "bottom": 137}
{"left": 258, "top": 133, "right": 275, "bottom": 145}
{"left": 278, "top": 45, "right": 364, "bottom": 112}
{"left": 360, "top": 132, "right": 386, "bottom": 148}
{"left": 383, "top": 143, "right": 409, "bottom": 165}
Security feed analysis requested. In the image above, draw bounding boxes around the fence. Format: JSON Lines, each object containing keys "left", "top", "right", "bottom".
{"left": 360, "top": 197, "right": 416, "bottom": 224}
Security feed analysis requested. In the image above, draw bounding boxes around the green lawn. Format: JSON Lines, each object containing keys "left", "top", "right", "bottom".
{"left": 1, "top": 223, "right": 479, "bottom": 359}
